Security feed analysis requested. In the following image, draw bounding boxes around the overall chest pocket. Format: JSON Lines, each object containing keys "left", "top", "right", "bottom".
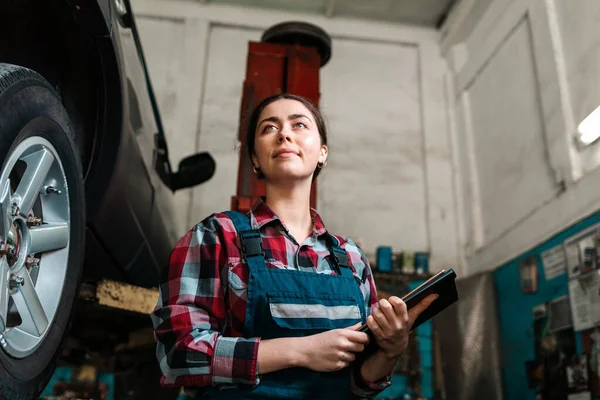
{"left": 267, "top": 291, "right": 362, "bottom": 332}
{"left": 226, "top": 260, "right": 286, "bottom": 301}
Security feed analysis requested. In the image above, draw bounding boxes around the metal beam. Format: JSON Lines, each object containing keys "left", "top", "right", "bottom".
{"left": 93, "top": 280, "right": 159, "bottom": 315}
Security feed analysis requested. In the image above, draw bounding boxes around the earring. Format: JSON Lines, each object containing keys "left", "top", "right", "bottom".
{"left": 253, "top": 165, "right": 261, "bottom": 174}
{"left": 317, "top": 160, "right": 327, "bottom": 168}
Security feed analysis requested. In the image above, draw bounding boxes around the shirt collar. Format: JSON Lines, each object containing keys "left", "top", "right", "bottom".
{"left": 249, "top": 198, "right": 328, "bottom": 238}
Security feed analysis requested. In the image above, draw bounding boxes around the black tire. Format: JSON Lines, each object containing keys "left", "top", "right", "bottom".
{"left": 261, "top": 21, "right": 332, "bottom": 67}
{"left": 0, "top": 64, "right": 85, "bottom": 399}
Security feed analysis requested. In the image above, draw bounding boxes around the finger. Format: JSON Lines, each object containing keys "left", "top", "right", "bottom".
{"left": 407, "top": 293, "right": 439, "bottom": 325}
{"left": 372, "top": 305, "right": 392, "bottom": 335}
{"left": 345, "top": 340, "right": 366, "bottom": 353}
{"left": 385, "top": 296, "right": 408, "bottom": 331}
{"left": 346, "top": 330, "right": 370, "bottom": 345}
{"left": 346, "top": 322, "right": 363, "bottom": 331}
{"left": 344, "top": 329, "right": 369, "bottom": 344}
{"left": 378, "top": 299, "right": 397, "bottom": 321}
{"left": 337, "top": 360, "right": 350, "bottom": 370}
{"left": 339, "top": 351, "right": 356, "bottom": 363}
{"left": 366, "top": 314, "right": 385, "bottom": 340}
{"left": 388, "top": 296, "right": 407, "bottom": 317}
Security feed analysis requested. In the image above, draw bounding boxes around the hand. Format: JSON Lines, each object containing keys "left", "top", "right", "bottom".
{"left": 366, "top": 294, "right": 438, "bottom": 359}
{"left": 297, "top": 322, "right": 370, "bottom": 372}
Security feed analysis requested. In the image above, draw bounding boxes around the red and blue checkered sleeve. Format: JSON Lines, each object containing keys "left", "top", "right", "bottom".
{"left": 151, "top": 215, "right": 260, "bottom": 389}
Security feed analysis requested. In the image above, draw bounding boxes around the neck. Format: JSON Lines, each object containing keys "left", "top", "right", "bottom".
{"left": 265, "top": 179, "right": 314, "bottom": 243}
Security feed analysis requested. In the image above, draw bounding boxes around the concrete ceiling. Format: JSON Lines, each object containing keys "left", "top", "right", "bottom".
{"left": 207, "top": 0, "right": 457, "bottom": 27}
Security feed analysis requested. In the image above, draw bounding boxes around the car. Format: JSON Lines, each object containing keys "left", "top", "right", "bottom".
{"left": 0, "top": 0, "right": 215, "bottom": 398}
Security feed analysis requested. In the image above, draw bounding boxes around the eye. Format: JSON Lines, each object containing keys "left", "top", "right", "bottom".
{"left": 294, "top": 122, "right": 307, "bottom": 129}
{"left": 262, "top": 124, "right": 277, "bottom": 133}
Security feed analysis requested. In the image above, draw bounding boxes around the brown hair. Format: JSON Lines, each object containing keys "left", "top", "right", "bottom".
{"left": 246, "top": 93, "right": 328, "bottom": 181}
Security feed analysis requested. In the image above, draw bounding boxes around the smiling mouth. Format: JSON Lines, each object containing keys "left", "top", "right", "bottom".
{"left": 274, "top": 151, "right": 298, "bottom": 158}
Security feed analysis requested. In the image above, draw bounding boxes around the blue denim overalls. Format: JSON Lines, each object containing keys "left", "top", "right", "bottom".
{"left": 200, "top": 211, "right": 367, "bottom": 399}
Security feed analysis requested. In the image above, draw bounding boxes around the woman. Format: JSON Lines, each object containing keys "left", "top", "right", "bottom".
{"left": 152, "top": 94, "right": 437, "bottom": 399}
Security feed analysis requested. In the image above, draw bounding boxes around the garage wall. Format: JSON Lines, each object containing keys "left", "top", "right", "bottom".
{"left": 442, "top": 0, "right": 600, "bottom": 274}
{"left": 318, "top": 39, "right": 426, "bottom": 255}
{"left": 131, "top": 0, "right": 461, "bottom": 273}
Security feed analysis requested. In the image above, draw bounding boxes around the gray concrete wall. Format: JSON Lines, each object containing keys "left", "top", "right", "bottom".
{"left": 131, "top": 0, "right": 461, "bottom": 273}
{"left": 442, "top": 0, "right": 600, "bottom": 274}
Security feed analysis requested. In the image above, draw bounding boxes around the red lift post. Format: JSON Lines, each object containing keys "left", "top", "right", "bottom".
{"left": 231, "top": 22, "right": 332, "bottom": 213}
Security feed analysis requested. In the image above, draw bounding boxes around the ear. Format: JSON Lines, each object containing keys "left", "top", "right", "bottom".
{"left": 319, "top": 145, "right": 328, "bottom": 164}
{"left": 251, "top": 154, "right": 259, "bottom": 169}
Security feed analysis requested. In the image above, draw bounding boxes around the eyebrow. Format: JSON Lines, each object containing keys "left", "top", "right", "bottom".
{"left": 289, "top": 114, "right": 312, "bottom": 122}
{"left": 258, "top": 113, "right": 313, "bottom": 128}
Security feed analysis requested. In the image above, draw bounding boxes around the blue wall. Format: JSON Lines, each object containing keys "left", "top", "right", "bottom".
{"left": 492, "top": 212, "right": 600, "bottom": 400}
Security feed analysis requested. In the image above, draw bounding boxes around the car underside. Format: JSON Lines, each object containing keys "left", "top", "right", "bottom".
{"left": 0, "top": 0, "right": 215, "bottom": 397}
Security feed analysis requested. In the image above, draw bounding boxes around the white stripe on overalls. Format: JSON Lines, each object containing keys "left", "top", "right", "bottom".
{"left": 270, "top": 303, "right": 361, "bottom": 320}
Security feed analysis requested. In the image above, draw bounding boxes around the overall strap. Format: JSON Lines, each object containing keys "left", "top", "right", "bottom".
{"left": 223, "top": 211, "right": 267, "bottom": 273}
{"left": 328, "top": 234, "right": 367, "bottom": 324}
{"left": 328, "top": 234, "right": 354, "bottom": 280}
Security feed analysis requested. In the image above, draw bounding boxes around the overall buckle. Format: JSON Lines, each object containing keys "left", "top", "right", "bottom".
{"left": 240, "top": 230, "right": 263, "bottom": 258}
{"left": 332, "top": 247, "right": 350, "bottom": 268}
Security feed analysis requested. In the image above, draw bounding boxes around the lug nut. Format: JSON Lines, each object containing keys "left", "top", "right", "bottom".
{"left": 10, "top": 204, "right": 19, "bottom": 217}
{"left": 25, "top": 257, "right": 39, "bottom": 268}
{"left": 8, "top": 275, "right": 24, "bottom": 292}
{"left": 26, "top": 215, "right": 42, "bottom": 227}
{"left": 45, "top": 186, "right": 62, "bottom": 195}
{"left": 25, "top": 257, "right": 40, "bottom": 268}
{"left": 0, "top": 244, "right": 15, "bottom": 257}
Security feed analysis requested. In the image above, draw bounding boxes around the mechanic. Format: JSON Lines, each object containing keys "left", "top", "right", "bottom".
{"left": 151, "top": 93, "right": 437, "bottom": 399}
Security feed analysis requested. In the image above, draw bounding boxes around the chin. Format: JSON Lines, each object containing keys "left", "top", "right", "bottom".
{"left": 269, "top": 170, "right": 313, "bottom": 182}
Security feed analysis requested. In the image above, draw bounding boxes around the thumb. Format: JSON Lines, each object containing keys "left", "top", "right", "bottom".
{"left": 346, "top": 322, "right": 363, "bottom": 330}
{"left": 407, "top": 293, "right": 438, "bottom": 325}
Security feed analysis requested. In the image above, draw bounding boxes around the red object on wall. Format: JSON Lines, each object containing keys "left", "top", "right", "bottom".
{"left": 230, "top": 40, "right": 322, "bottom": 213}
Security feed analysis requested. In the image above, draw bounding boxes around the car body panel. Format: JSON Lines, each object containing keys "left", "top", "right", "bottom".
{"left": 97, "top": 0, "right": 111, "bottom": 32}
{"left": 87, "top": 4, "right": 176, "bottom": 287}
{"left": 73, "top": 0, "right": 187, "bottom": 287}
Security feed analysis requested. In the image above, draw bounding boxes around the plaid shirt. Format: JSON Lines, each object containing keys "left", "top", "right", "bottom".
{"left": 152, "top": 199, "right": 391, "bottom": 397}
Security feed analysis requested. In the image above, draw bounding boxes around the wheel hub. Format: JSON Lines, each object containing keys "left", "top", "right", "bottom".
{"left": 6, "top": 218, "right": 25, "bottom": 267}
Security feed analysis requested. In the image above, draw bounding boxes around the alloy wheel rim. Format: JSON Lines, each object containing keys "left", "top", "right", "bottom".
{"left": 0, "top": 136, "right": 70, "bottom": 358}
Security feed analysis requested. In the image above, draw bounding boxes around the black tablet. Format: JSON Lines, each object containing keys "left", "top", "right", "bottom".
{"left": 359, "top": 269, "right": 458, "bottom": 334}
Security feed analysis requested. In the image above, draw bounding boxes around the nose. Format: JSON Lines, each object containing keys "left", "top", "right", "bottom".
{"left": 277, "top": 124, "right": 292, "bottom": 143}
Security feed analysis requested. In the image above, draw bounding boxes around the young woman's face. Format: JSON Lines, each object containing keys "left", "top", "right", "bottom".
{"left": 252, "top": 99, "right": 327, "bottom": 182}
